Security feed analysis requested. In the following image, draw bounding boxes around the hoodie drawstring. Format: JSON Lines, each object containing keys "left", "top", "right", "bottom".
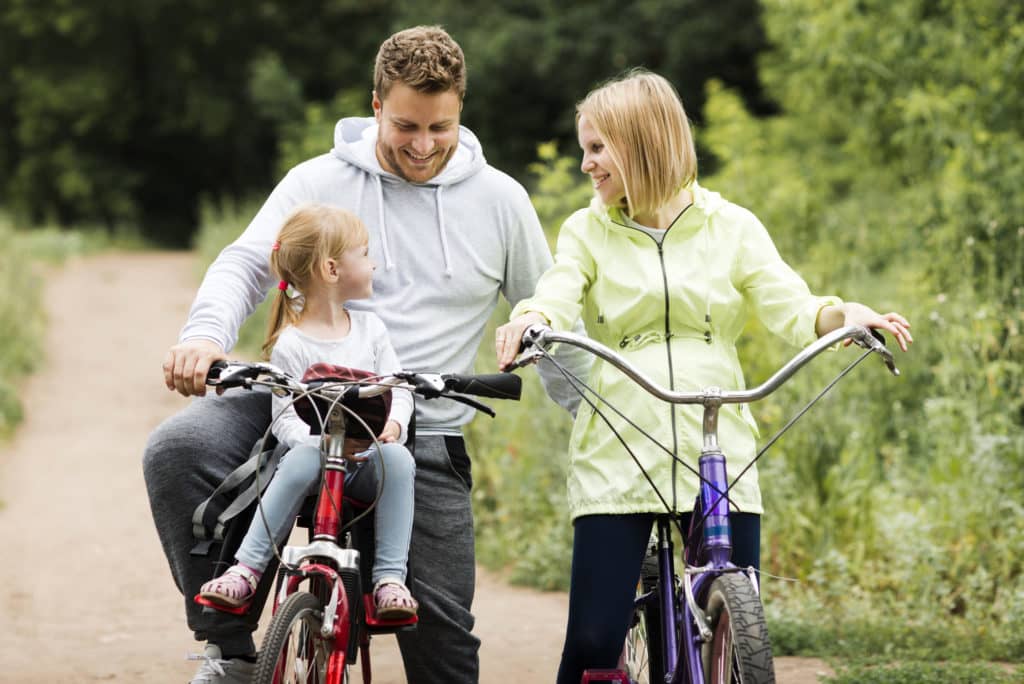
{"left": 374, "top": 178, "right": 452, "bottom": 277}
{"left": 375, "top": 176, "right": 394, "bottom": 271}
{"left": 435, "top": 186, "right": 453, "bottom": 278}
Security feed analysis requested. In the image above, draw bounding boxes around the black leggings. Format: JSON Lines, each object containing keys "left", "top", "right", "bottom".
{"left": 555, "top": 512, "right": 760, "bottom": 684}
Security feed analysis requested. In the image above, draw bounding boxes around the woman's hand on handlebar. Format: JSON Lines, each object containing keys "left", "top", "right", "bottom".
{"left": 496, "top": 312, "right": 549, "bottom": 371}
{"left": 817, "top": 302, "right": 913, "bottom": 352}
{"left": 163, "top": 338, "right": 227, "bottom": 397}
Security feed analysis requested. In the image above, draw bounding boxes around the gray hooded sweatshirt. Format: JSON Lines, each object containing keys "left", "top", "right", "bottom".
{"left": 180, "top": 117, "right": 586, "bottom": 432}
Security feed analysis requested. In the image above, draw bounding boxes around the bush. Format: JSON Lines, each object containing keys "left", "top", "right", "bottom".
{"left": 0, "top": 214, "right": 110, "bottom": 437}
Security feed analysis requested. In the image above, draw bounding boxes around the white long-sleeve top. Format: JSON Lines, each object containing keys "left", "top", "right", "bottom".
{"left": 269, "top": 312, "right": 413, "bottom": 449}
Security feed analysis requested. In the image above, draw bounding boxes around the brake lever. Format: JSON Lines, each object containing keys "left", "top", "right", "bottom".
{"left": 505, "top": 348, "right": 545, "bottom": 371}
{"left": 852, "top": 327, "right": 900, "bottom": 377}
{"left": 445, "top": 393, "right": 496, "bottom": 418}
{"left": 506, "top": 324, "right": 552, "bottom": 370}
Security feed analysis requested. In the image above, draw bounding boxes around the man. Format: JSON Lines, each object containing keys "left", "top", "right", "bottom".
{"left": 144, "top": 25, "right": 586, "bottom": 684}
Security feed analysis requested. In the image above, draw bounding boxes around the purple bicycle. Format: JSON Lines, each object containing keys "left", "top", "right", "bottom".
{"left": 512, "top": 324, "right": 899, "bottom": 684}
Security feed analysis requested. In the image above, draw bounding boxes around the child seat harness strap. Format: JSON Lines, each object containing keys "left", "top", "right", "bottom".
{"left": 190, "top": 437, "right": 282, "bottom": 556}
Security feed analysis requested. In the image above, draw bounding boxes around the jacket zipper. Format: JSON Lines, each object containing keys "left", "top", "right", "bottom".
{"left": 611, "top": 206, "right": 698, "bottom": 512}
{"left": 654, "top": 238, "right": 682, "bottom": 512}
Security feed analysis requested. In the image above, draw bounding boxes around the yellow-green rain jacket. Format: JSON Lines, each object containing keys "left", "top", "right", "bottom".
{"left": 512, "top": 183, "right": 840, "bottom": 520}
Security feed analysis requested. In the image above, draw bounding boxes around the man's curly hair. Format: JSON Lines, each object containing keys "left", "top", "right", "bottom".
{"left": 374, "top": 26, "right": 467, "bottom": 100}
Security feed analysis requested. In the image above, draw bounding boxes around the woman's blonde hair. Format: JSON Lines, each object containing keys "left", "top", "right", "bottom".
{"left": 263, "top": 204, "right": 369, "bottom": 359}
{"left": 576, "top": 69, "right": 697, "bottom": 218}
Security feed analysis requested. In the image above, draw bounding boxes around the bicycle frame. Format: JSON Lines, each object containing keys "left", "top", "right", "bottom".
{"left": 641, "top": 456, "right": 741, "bottom": 684}
{"left": 269, "top": 400, "right": 417, "bottom": 683}
{"left": 269, "top": 404, "right": 359, "bottom": 681}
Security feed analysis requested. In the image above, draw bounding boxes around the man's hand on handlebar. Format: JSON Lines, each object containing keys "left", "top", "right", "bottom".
{"left": 496, "top": 312, "right": 549, "bottom": 371}
{"left": 163, "top": 338, "right": 227, "bottom": 397}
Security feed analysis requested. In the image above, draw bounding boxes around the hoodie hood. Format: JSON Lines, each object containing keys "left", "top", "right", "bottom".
{"left": 330, "top": 116, "right": 486, "bottom": 276}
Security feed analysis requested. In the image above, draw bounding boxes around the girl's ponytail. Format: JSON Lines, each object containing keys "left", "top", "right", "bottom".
{"left": 262, "top": 277, "right": 295, "bottom": 360}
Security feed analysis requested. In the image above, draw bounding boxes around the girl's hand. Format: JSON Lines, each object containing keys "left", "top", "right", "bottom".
{"left": 377, "top": 420, "right": 401, "bottom": 444}
{"left": 839, "top": 302, "right": 913, "bottom": 352}
{"left": 496, "top": 312, "right": 549, "bottom": 371}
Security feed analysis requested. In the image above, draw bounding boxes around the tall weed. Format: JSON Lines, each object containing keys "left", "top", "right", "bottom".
{"left": 0, "top": 214, "right": 114, "bottom": 437}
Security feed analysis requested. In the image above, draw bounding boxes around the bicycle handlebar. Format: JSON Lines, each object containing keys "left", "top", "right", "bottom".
{"left": 515, "top": 324, "right": 898, "bottom": 406}
{"left": 206, "top": 361, "right": 523, "bottom": 414}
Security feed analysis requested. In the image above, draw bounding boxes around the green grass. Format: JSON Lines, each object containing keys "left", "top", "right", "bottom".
{"left": 824, "top": 661, "right": 1023, "bottom": 684}
{"left": 0, "top": 213, "right": 136, "bottom": 439}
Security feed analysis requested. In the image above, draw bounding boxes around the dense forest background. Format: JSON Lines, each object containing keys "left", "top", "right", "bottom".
{"left": 0, "top": 0, "right": 770, "bottom": 244}
{"left": 3, "top": 0, "right": 1023, "bottom": 680}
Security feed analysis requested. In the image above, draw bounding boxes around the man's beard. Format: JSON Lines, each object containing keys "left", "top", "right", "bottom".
{"left": 377, "top": 141, "right": 455, "bottom": 183}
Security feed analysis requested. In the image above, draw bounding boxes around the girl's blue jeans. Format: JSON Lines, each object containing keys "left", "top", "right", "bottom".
{"left": 234, "top": 442, "right": 416, "bottom": 584}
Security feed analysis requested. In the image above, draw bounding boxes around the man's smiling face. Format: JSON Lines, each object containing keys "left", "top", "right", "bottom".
{"left": 373, "top": 82, "right": 461, "bottom": 183}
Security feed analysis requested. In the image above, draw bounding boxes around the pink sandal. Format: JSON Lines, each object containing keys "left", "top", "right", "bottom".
{"left": 199, "top": 565, "right": 260, "bottom": 608}
{"left": 373, "top": 579, "right": 418, "bottom": 620}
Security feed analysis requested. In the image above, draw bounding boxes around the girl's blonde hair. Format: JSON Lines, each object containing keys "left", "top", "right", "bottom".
{"left": 576, "top": 69, "right": 698, "bottom": 219}
{"left": 263, "top": 204, "right": 369, "bottom": 359}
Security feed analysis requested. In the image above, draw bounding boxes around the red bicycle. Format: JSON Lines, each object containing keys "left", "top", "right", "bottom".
{"left": 196, "top": 361, "right": 522, "bottom": 683}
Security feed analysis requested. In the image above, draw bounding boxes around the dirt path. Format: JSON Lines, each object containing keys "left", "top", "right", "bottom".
{"left": 0, "top": 252, "right": 831, "bottom": 683}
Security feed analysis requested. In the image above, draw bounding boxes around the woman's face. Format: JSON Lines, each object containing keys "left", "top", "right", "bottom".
{"left": 578, "top": 114, "right": 625, "bottom": 206}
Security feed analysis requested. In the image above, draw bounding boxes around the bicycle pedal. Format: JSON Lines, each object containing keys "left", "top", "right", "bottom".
{"left": 362, "top": 593, "right": 418, "bottom": 631}
{"left": 581, "top": 669, "right": 630, "bottom": 683}
{"left": 193, "top": 593, "right": 251, "bottom": 616}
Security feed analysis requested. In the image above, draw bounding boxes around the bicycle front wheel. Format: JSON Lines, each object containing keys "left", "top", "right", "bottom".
{"left": 254, "top": 591, "right": 334, "bottom": 684}
{"left": 702, "top": 573, "right": 775, "bottom": 684}
{"left": 622, "top": 552, "right": 664, "bottom": 684}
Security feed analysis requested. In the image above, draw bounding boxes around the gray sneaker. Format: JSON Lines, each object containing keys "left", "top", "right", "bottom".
{"left": 187, "top": 644, "right": 257, "bottom": 684}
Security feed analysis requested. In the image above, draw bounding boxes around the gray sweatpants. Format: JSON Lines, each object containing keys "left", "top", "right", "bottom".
{"left": 142, "top": 389, "right": 480, "bottom": 682}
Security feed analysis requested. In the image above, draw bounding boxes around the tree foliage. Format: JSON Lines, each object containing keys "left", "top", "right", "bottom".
{"left": 0, "top": 0, "right": 394, "bottom": 243}
{"left": 0, "top": 0, "right": 765, "bottom": 244}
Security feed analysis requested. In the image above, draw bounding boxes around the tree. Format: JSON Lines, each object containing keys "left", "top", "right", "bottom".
{"left": 0, "top": 0, "right": 394, "bottom": 244}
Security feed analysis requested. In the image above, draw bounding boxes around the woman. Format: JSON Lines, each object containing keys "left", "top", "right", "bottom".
{"left": 495, "top": 70, "right": 911, "bottom": 683}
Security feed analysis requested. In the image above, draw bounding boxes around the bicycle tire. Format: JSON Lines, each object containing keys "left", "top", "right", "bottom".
{"left": 254, "top": 591, "right": 337, "bottom": 684}
{"left": 702, "top": 573, "right": 775, "bottom": 684}
{"left": 622, "top": 552, "right": 665, "bottom": 684}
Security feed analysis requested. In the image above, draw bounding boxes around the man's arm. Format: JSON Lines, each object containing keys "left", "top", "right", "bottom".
{"left": 164, "top": 170, "right": 307, "bottom": 396}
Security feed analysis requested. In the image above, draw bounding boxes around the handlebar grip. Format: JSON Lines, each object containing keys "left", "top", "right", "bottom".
{"left": 443, "top": 373, "right": 523, "bottom": 400}
{"left": 207, "top": 361, "right": 262, "bottom": 388}
{"left": 206, "top": 360, "right": 229, "bottom": 383}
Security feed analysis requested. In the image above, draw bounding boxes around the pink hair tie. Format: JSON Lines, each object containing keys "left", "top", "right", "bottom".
{"left": 277, "top": 280, "right": 288, "bottom": 291}
{"left": 271, "top": 241, "right": 281, "bottom": 251}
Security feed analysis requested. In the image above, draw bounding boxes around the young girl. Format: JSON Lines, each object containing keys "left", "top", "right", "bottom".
{"left": 496, "top": 70, "right": 912, "bottom": 683}
{"left": 199, "top": 203, "right": 418, "bottom": 619}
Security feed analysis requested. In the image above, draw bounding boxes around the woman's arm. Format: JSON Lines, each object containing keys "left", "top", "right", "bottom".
{"left": 498, "top": 215, "right": 594, "bottom": 370}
